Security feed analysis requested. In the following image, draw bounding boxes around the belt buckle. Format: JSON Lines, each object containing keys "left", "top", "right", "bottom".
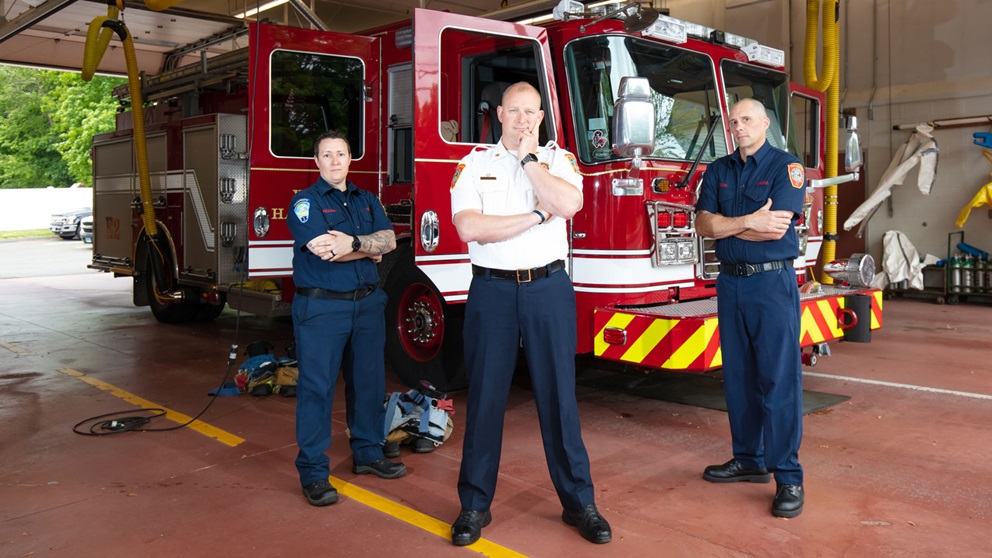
{"left": 738, "top": 263, "right": 754, "bottom": 277}
{"left": 516, "top": 268, "right": 532, "bottom": 284}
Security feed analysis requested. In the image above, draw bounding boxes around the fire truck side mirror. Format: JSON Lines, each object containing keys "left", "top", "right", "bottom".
{"left": 612, "top": 77, "right": 656, "bottom": 160}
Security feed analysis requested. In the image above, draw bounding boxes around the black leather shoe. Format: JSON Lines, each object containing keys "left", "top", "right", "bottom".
{"left": 301, "top": 479, "right": 338, "bottom": 506}
{"left": 451, "top": 509, "right": 492, "bottom": 546}
{"left": 703, "top": 459, "right": 771, "bottom": 483}
{"left": 562, "top": 504, "right": 612, "bottom": 544}
{"left": 772, "top": 484, "right": 804, "bottom": 518}
{"left": 353, "top": 457, "right": 407, "bottom": 479}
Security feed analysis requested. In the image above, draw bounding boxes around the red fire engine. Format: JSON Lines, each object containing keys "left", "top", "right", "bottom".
{"left": 89, "top": 3, "right": 881, "bottom": 390}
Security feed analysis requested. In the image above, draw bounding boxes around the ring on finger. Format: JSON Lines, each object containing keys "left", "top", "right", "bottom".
{"left": 330, "top": 250, "right": 336, "bottom": 257}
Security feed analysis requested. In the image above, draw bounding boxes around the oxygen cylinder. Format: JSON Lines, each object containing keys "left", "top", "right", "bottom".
{"left": 949, "top": 254, "right": 961, "bottom": 293}
{"left": 985, "top": 259, "right": 992, "bottom": 294}
{"left": 977, "top": 257, "right": 987, "bottom": 293}
{"left": 962, "top": 255, "right": 973, "bottom": 293}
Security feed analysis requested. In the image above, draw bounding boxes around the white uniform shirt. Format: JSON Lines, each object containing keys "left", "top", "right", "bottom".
{"left": 450, "top": 141, "right": 583, "bottom": 270}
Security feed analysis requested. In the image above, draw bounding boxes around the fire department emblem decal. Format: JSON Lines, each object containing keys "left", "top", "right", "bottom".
{"left": 564, "top": 152, "right": 579, "bottom": 173}
{"left": 293, "top": 198, "right": 311, "bottom": 223}
{"left": 450, "top": 163, "right": 466, "bottom": 190}
{"left": 788, "top": 163, "right": 805, "bottom": 189}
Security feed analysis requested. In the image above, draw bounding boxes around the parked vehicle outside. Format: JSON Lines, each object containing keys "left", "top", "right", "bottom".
{"left": 80, "top": 215, "right": 94, "bottom": 244}
{"left": 49, "top": 207, "right": 92, "bottom": 240}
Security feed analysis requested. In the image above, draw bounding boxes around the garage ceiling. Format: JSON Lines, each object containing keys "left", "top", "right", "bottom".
{"left": 0, "top": 0, "right": 557, "bottom": 75}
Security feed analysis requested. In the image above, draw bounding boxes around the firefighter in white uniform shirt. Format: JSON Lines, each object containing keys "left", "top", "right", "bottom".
{"left": 448, "top": 81, "right": 612, "bottom": 546}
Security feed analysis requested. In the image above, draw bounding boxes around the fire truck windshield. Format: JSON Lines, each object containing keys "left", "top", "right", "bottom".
{"left": 564, "top": 35, "right": 725, "bottom": 165}
{"left": 721, "top": 59, "right": 802, "bottom": 160}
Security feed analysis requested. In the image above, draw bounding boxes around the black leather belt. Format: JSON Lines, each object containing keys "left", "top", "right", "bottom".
{"left": 472, "top": 259, "right": 565, "bottom": 283}
{"left": 296, "top": 285, "right": 376, "bottom": 301}
{"left": 720, "top": 260, "right": 792, "bottom": 277}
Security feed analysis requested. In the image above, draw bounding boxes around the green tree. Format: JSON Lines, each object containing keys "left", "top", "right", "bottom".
{"left": 0, "top": 66, "right": 123, "bottom": 188}
{"left": 42, "top": 70, "right": 125, "bottom": 184}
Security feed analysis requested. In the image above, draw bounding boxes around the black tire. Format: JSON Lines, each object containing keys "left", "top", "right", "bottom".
{"left": 145, "top": 249, "right": 197, "bottom": 324}
{"left": 193, "top": 296, "right": 226, "bottom": 321}
{"left": 383, "top": 244, "right": 467, "bottom": 392}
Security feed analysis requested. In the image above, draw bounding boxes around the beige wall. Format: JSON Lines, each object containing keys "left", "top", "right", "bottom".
{"left": 663, "top": 0, "right": 992, "bottom": 262}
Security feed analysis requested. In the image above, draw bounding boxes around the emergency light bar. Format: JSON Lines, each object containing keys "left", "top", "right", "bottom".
{"left": 742, "top": 42, "right": 786, "bottom": 67}
{"left": 646, "top": 15, "right": 687, "bottom": 44}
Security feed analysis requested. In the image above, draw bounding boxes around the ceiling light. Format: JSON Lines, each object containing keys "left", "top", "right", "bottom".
{"left": 234, "top": 0, "right": 289, "bottom": 19}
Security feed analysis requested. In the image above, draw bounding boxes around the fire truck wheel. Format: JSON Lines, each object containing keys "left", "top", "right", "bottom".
{"left": 146, "top": 274, "right": 198, "bottom": 324}
{"left": 383, "top": 244, "right": 467, "bottom": 392}
{"left": 193, "top": 298, "right": 226, "bottom": 321}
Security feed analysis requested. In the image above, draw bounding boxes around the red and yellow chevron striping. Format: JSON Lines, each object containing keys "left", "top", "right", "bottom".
{"left": 593, "top": 289, "right": 882, "bottom": 373}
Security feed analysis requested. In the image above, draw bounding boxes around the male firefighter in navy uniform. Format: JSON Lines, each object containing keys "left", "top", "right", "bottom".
{"left": 695, "top": 98, "right": 807, "bottom": 518}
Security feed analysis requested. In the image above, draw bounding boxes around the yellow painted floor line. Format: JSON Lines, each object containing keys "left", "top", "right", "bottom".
{"left": 59, "top": 368, "right": 244, "bottom": 447}
{"left": 329, "top": 475, "right": 528, "bottom": 557}
{"left": 0, "top": 341, "right": 30, "bottom": 354}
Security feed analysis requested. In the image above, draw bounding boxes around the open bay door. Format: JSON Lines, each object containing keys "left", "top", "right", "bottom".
{"left": 244, "top": 23, "right": 381, "bottom": 300}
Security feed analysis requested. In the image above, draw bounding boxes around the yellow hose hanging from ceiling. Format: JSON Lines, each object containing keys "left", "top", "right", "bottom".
{"left": 81, "top": 1, "right": 157, "bottom": 239}
{"left": 804, "top": 0, "right": 841, "bottom": 284}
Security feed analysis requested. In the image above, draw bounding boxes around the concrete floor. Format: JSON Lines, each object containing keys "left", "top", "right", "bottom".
{"left": 2, "top": 237, "right": 991, "bottom": 557}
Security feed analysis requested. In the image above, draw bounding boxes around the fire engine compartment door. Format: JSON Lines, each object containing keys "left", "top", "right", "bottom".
{"left": 412, "top": 8, "right": 560, "bottom": 300}
{"left": 92, "top": 136, "right": 141, "bottom": 268}
{"left": 244, "top": 23, "right": 380, "bottom": 280}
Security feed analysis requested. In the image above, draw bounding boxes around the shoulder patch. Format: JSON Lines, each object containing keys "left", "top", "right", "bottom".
{"left": 293, "top": 198, "right": 310, "bottom": 223}
{"left": 788, "top": 163, "right": 805, "bottom": 189}
{"left": 451, "top": 163, "right": 466, "bottom": 190}
{"left": 564, "top": 152, "right": 579, "bottom": 173}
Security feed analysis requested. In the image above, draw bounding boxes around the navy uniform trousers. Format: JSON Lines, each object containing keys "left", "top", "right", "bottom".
{"left": 716, "top": 267, "right": 804, "bottom": 486}
{"left": 292, "top": 288, "right": 388, "bottom": 486}
{"left": 457, "top": 267, "right": 596, "bottom": 513}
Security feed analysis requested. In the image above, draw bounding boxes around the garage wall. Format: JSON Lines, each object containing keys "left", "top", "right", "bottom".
{"left": 664, "top": 0, "right": 992, "bottom": 262}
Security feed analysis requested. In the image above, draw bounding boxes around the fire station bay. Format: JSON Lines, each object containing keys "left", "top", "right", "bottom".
{"left": 2, "top": 1, "right": 990, "bottom": 556}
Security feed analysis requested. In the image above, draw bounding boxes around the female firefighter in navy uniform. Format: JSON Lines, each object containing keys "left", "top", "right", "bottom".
{"left": 287, "top": 130, "right": 404, "bottom": 507}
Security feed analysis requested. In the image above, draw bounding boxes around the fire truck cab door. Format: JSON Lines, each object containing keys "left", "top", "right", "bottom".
{"left": 411, "top": 9, "right": 560, "bottom": 300}
{"left": 786, "top": 82, "right": 825, "bottom": 271}
{"left": 245, "top": 23, "right": 380, "bottom": 279}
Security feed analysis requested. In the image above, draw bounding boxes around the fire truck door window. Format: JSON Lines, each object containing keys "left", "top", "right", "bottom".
{"left": 721, "top": 60, "right": 801, "bottom": 161}
{"left": 269, "top": 50, "right": 365, "bottom": 159}
{"left": 790, "top": 94, "right": 820, "bottom": 168}
{"left": 388, "top": 63, "right": 413, "bottom": 183}
{"left": 564, "top": 36, "right": 721, "bottom": 165}
{"left": 438, "top": 28, "right": 550, "bottom": 145}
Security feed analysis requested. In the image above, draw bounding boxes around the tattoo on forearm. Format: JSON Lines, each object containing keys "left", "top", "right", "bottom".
{"left": 360, "top": 230, "right": 395, "bottom": 255}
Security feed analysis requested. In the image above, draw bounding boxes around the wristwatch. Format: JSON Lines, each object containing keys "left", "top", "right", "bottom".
{"left": 520, "top": 153, "right": 539, "bottom": 169}
{"left": 351, "top": 235, "right": 362, "bottom": 252}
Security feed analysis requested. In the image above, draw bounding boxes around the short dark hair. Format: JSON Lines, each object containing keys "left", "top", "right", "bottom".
{"left": 314, "top": 130, "right": 351, "bottom": 157}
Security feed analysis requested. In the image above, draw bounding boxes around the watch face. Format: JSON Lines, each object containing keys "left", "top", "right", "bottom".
{"left": 352, "top": 237, "right": 362, "bottom": 251}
